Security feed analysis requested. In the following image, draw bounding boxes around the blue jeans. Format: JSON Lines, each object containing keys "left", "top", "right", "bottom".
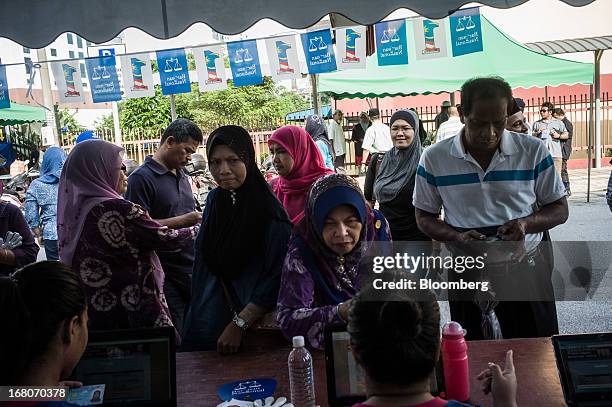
{"left": 44, "top": 239, "right": 59, "bottom": 261}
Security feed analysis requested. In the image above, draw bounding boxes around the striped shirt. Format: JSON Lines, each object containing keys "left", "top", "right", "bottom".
{"left": 413, "top": 129, "right": 566, "bottom": 245}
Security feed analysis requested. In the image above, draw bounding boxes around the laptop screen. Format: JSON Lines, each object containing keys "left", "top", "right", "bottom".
{"left": 71, "top": 328, "right": 176, "bottom": 406}
{"left": 553, "top": 333, "right": 612, "bottom": 404}
{"left": 330, "top": 331, "right": 367, "bottom": 398}
{"left": 324, "top": 326, "right": 443, "bottom": 406}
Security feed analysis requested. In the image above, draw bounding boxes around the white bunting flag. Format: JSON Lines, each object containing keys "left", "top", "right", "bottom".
{"left": 265, "top": 35, "right": 301, "bottom": 81}
{"left": 193, "top": 45, "right": 228, "bottom": 92}
{"left": 336, "top": 26, "right": 367, "bottom": 70}
{"left": 120, "top": 53, "right": 155, "bottom": 98}
{"left": 51, "top": 60, "right": 85, "bottom": 103}
{"left": 412, "top": 18, "right": 449, "bottom": 60}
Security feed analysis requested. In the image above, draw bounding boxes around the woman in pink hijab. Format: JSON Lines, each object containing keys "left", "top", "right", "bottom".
{"left": 268, "top": 126, "right": 333, "bottom": 224}
{"left": 57, "top": 140, "right": 199, "bottom": 338}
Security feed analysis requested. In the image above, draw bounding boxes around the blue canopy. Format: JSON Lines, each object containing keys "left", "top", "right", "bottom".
{"left": 286, "top": 105, "right": 332, "bottom": 121}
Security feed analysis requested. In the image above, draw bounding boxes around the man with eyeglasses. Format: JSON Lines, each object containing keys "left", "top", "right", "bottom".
{"left": 533, "top": 102, "right": 568, "bottom": 177}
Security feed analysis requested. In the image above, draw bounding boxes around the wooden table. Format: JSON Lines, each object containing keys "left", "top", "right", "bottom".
{"left": 176, "top": 337, "right": 566, "bottom": 406}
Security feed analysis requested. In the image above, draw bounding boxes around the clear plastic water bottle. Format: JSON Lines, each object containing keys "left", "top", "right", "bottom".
{"left": 288, "top": 336, "right": 315, "bottom": 407}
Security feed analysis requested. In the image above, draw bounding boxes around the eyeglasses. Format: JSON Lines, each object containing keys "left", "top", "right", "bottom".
{"left": 540, "top": 109, "right": 549, "bottom": 113}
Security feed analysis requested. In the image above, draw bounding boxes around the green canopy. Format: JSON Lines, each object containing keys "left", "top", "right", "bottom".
{"left": 319, "top": 16, "right": 594, "bottom": 99}
{"left": 0, "top": 102, "right": 46, "bottom": 126}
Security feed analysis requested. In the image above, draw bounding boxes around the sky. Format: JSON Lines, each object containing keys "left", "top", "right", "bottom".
{"left": 121, "top": 0, "right": 612, "bottom": 73}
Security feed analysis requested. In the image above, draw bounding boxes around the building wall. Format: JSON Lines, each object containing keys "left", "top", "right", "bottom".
{"left": 335, "top": 73, "right": 612, "bottom": 113}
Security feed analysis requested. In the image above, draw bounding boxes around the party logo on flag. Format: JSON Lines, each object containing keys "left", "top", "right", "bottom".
{"left": 413, "top": 18, "right": 448, "bottom": 60}
{"left": 156, "top": 49, "right": 191, "bottom": 95}
{"left": 51, "top": 61, "right": 85, "bottom": 103}
{"left": 375, "top": 20, "right": 409, "bottom": 66}
{"left": 300, "top": 29, "right": 337, "bottom": 74}
{"left": 120, "top": 53, "right": 155, "bottom": 98}
{"left": 204, "top": 50, "right": 223, "bottom": 83}
{"left": 227, "top": 40, "right": 263, "bottom": 87}
{"left": 194, "top": 45, "right": 228, "bottom": 92}
{"left": 450, "top": 7, "right": 483, "bottom": 57}
{"left": 336, "top": 26, "right": 367, "bottom": 70}
{"left": 275, "top": 41, "right": 294, "bottom": 73}
{"left": 85, "top": 56, "right": 121, "bottom": 103}
{"left": 0, "top": 64, "right": 10, "bottom": 109}
{"left": 265, "top": 35, "right": 300, "bottom": 81}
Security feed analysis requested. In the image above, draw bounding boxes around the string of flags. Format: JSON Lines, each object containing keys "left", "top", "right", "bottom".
{"left": 0, "top": 7, "right": 483, "bottom": 108}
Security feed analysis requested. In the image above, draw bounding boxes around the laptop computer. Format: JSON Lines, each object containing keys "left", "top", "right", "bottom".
{"left": 552, "top": 332, "right": 612, "bottom": 407}
{"left": 324, "top": 325, "right": 444, "bottom": 407}
{"left": 70, "top": 327, "right": 177, "bottom": 406}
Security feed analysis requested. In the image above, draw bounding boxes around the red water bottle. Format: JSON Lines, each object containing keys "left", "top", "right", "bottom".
{"left": 441, "top": 321, "right": 470, "bottom": 402}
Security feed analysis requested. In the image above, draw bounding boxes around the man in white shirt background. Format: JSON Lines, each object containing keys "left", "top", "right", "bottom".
{"left": 328, "top": 109, "right": 346, "bottom": 169}
{"left": 361, "top": 108, "right": 393, "bottom": 172}
{"left": 435, "top": 106, "right": 463, "bottom": 143}
{"left": 532, "top": 102, "right": 568, "bottom": 177}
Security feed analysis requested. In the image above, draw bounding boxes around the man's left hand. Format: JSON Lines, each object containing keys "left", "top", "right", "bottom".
{"left": 497, "top": 219, "right": 527, "bottom": 241}
{"left": 217, "top": 321, "right": 243, "bottom": 354}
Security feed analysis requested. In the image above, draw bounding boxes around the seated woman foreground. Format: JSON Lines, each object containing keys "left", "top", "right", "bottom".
{"left": 349, "top": 284, "right": 517, "bottom": 407}
{"left": 277, "top": 173, "right": 391, "bottom": 349}
{"left": 0, "top": 261, "right": 88, "bottom": 387}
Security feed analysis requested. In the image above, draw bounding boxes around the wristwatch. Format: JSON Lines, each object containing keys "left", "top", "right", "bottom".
{"left": 232, "top": 314, "right": 249, "bottom": 331}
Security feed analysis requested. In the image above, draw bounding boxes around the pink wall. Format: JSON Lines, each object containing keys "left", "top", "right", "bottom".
{"left": 335, "top": 73, "right": 612, "bottom": 115}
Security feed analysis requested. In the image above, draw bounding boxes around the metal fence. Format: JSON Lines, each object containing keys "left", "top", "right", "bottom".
{"left": 60, "top": 92, "right": 612, "bottom": 171}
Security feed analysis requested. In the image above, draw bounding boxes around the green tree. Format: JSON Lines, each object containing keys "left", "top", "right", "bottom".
{"left": 95, "top": 114, "right": 114, "bottom": 132}
{"left": 57, "top": 109, "right": 84, "bottom": 132}
{"left": 119, "top": 85, "right": 192, "bottom": 131}
{"left": 187, "top": 77, "right": 309, "bottom": 129}
{"left": 117, "top": 78, "right": 309, "bottom": 133}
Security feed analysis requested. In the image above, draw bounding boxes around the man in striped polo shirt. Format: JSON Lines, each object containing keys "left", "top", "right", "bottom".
{"left": 414, "top": 77, "right": 568, "bottom": 339}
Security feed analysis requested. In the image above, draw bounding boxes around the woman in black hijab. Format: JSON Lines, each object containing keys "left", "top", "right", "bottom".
{"left": 182, "top": 125, "right": 291, "bottom": 353}
{"left": 364, "top": 110, "right": 430, "bottom": 241}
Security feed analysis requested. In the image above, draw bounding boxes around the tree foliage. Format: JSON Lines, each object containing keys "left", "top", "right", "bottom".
{"left": 57, "top": 109, "right": 84, "bottom": 132}
{"left": 118, "top": 77, "right": 309, "bottom": 132}
{"left": 95, "top": 114, "right": 114, "bottom": 132}
{"left": 119, "top": 86, "right": 192, "bottom": 130}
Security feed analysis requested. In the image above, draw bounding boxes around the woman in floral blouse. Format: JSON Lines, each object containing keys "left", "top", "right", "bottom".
{"left": 277, "top": 174, "right": 391, "bottom": 349}
{"left": 57, "top": 140, "right": 198, "bottom": 338}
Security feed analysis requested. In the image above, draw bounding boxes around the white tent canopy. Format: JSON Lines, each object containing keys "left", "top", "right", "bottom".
{"left": 0, "top": 0, "right": 595, "bottom": 48}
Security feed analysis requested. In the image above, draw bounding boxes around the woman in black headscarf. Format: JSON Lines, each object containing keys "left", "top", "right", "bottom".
{"left": 182, "top": 126, "right": 291, "bottom": 353}
{"left": 305, "top": 114, "right": 335, "bottom": 170}
{"left": 364, "top": 110, "right": 430, "bottom": 241}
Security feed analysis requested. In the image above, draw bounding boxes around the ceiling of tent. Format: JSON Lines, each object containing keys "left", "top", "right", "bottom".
{"left": 318, "top": 16, "right": 594, "bottom": 99}
{"left": 0, "top": 0, "right": 596, "bottom": 48}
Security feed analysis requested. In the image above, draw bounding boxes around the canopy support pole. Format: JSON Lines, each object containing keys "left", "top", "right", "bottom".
{"left": 588, "top": 84, "right": 593, "bottom": 203}
{"left": 594, "top": 50, "right": 603, "bottom": 169}
{"left": 169, "top": 95, "right": 177, "bottom": 121}
{"left": 36, "top": 48, "right": 60, "bottom": 146}
{"left": 112, "top": 102, "right": 122, "bottom": 147}
{"left": 310, "top": 74, "right": 320, "bottom": 116}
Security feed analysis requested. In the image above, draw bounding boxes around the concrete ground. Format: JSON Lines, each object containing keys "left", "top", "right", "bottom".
{"left": 549, "top": 167, "right": 612, "bottom": 334}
